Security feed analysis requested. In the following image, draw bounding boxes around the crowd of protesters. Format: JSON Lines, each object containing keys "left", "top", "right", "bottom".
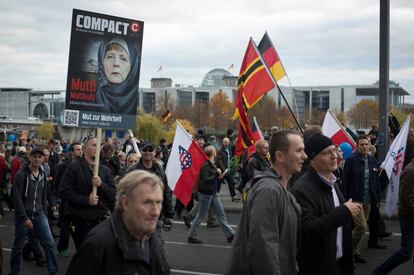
{"left": 0, "top": 112, "right": 413, "bottom": 275}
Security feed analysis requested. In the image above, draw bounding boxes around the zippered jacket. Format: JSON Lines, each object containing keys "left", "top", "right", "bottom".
{"left": 12, "top": 163, "right": 47, "bottom": 222}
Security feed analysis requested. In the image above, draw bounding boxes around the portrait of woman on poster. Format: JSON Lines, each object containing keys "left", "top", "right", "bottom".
{"left": 96, "top": 37, "right": 140, "bottom": 114}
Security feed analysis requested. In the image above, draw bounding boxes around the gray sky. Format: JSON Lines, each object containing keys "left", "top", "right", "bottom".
{"left": 0, "top": 0, "right": 413, "bottom": 101}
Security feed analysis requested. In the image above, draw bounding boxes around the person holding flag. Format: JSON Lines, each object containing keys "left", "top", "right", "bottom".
{"left": 372, "top": 155, "right": 414, "bottom": 274}
{"left": 187, "top": 145, "right": 235, "bottom": 244}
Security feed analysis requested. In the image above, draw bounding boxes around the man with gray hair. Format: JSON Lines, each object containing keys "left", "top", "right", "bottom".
{"left": 66, "top": 170, "right": 170, "bottom": 275}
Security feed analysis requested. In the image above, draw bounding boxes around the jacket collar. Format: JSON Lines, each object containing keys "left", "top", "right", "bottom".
{"left": 308, "top": 167, "right": 334, "bottom": 192}
{"left": 110, "top": 209, "right": 152, "bottom": 264}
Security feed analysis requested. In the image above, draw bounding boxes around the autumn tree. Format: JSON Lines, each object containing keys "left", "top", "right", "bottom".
{"left": 209, "top": 90, "right": 233, "bottom": 130}
{"left": 191, "top": 102, "right": 209, "bottom": 129}
{"left": 165, "top": 119, "right": 196, "bottom": 143}
{"left": 249, "top": 95, "right": 279, "bottom": 130}
{"left": 36, "top": 122, "right": 54, "bottom": 141}
{"left": 135, "top": 114, "right": 167, "bottom": 143}
{"left": 347, "top": 99, "right": 379, "bottom": 129}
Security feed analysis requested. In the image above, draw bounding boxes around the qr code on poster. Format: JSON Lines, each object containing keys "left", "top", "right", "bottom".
{"left": 64, "top": 110, "right": 79, "bottom": 126}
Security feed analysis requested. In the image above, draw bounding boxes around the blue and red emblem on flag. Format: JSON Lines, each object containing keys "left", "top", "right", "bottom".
{"left": 179, "top": 145, "right": 192, "bottom": 169}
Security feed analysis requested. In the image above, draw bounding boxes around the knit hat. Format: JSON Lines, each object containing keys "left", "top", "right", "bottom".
{"left": 305, "top": 133, "right": 334, "bottom": 160}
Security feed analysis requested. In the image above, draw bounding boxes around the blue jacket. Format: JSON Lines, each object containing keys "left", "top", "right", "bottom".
{"left": 341, "top": 152, "right": 381, "bottom": 203}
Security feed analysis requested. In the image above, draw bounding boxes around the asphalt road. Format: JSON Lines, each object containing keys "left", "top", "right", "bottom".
{"left": 1, "top": 209, "right": 412, "bottom": 275}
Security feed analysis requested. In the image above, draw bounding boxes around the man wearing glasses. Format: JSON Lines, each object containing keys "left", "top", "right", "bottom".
{"left": 125, "top": 141, "right": 174, "bottom": 231}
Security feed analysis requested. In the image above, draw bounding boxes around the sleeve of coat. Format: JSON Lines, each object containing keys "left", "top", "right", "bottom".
{"left": 12, "top": 172, "right": 29, "bottom": 221}
{"left": 399, "top": 168, "right": 414, "bottom": 220}
{"left": 341, "top": 158, "right": 352, "bottom": 200}
{"left": 292, "top": 187, "right": 352, "bottom": 240}
{"left": 247, "top": 187, "right": 281, "bottom": 275}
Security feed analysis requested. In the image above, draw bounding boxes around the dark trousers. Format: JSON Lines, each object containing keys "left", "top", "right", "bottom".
{"left": 57, "top": 205, "right": 70, "bottom": 253}
{"left": 0, "top": 188, "right": 13, "bottom": 215}
{"left": 68, "top": 217, "right": 101, "bottom": 250}
{"left": 368, "top": 202, "right": 386, "bottom": 245}
{"left": 222, "top": 173, "right": 236, "bottom": 197}
{"left": 374, "top": 216, "right": 414, "bottom": 274}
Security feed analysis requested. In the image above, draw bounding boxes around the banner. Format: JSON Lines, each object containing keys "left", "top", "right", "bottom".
{"left": 381, "top": 115, "right": 411, "bottom": 217}
{"left": 64, "top": 9, "right": 143, "bottom": 129}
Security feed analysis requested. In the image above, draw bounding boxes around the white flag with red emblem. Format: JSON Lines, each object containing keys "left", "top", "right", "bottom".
{"left": 166, "top": 122, "right": 208, "bottom": 205}
{"left": 322, "top": 110, "right": 356, "bottom": 150}
{"left": 381, "top": 115, "right": 411, "bottom": 217}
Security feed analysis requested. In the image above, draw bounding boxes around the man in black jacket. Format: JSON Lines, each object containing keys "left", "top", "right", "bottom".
{"left": 245, "top": 139, "right": 270, "bottom": 182}
{"left": 9, "top": 147, "right": 59, "bottom": 275}
{"left": 125, "top": 141, "right": 174, "bottom": 231}
{"left": 55, "top": 142, "right": 83, "bottom": 256}
{"left": 291, "top": 134, "right": 362, "bottom": 275}
{"left": 66, "top": 170, "right": 170, "bottom": 275}
{"left": 59, "top": 136, "right": 116, "bottom": 250}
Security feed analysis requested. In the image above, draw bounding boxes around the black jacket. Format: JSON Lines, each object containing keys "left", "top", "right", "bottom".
{"left": 197, "top": 160, "right": 219, "bottom": 195}
{"left": 12, "top": 164, "right": 48, "bottom": 221}
{"left": 125, "top": 160, "right": 174, "bottom": 219}
{"left": 66, "top": 209, "right": 170, "bottom": 275}
{"left": 291, "top": 168, "right": 354, "bottom": 275}
{"left": 59, "top": 157, "right": 116, "bottom": 221}
{"left": 341, "top": 152, "right": 381, "bottom": 203}
{"left": 245, "top": 152, "right": 270, "bottom": 183}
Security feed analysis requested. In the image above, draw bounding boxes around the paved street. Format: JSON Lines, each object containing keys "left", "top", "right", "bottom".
{"left": 1, "top": 193, "right": 413, "bottom": 275}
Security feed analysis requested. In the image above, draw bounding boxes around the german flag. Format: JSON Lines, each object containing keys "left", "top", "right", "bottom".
{"left": 258, "top": 32, "right": 286, "bottom": 82}
{"left": 161, "top": 109, "right": 172, "bottom": 122}
{"left": 232, "top": 38, "right": 275, "bottom": 120}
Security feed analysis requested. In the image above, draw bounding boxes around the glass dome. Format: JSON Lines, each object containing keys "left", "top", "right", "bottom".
{"left": 201, "top": 68, "right": 233, "bottom": 87}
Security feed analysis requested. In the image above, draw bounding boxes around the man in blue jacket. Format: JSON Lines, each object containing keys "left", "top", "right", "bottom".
{"left": 341, "top": 135, "right": 381, "bottom": 264}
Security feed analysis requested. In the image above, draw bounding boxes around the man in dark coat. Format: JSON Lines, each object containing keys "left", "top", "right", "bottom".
{"left": 341, "top": 135, "right": 382, "bottom": 263}
{"left": 245, "top": 139, "right": 270, "bottom": 182}
{"left": 372, "top": 157, "right": 414, "bottom": 274}
{"left": 216, "top": 137, "right": 240, "bottom": 201}
{"left": 59, "top": 136, "right": 116, "bottom": 250}
{"left": 66, "top": 170, "right": 170, "bottom": 275}
{"left": 291, "top": 134, "right": 362, "bottom": 275}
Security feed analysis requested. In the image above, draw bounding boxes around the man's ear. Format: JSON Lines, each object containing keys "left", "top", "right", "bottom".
{"left": 275, "top": 151, "right": 284, "bottom": 163}
{"left": 120, "top": 194, "right": 129, "bottom": 211}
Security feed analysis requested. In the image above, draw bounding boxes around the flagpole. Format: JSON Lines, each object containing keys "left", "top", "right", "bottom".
{"left": 253, "top": 38, "right": 303, "bottom": 133}
{"left": 92, "top": 128, "right": 102, "bottom": 196}
{"left": 263, "top": 31, "right": 301, "bottom": 125}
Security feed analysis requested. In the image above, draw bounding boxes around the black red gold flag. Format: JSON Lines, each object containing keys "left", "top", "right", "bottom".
{"left": 161, "top": 109, "right": 172, "bottom": 122}
{"left": 258, "top": 32, "right": 286, "bottom": 82}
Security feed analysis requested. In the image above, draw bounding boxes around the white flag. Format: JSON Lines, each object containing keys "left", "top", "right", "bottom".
{"left": 381, "top": 115, "right": 411, "bottom": 217}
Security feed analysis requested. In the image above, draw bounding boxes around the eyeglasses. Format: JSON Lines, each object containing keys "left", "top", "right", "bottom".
{"left": 142, "top": 147, "right": 154, "bottom": 153}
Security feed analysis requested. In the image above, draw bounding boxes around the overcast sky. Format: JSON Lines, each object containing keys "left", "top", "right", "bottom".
{"left": 0, "top": 0, "right": 413, "bottom": 102}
